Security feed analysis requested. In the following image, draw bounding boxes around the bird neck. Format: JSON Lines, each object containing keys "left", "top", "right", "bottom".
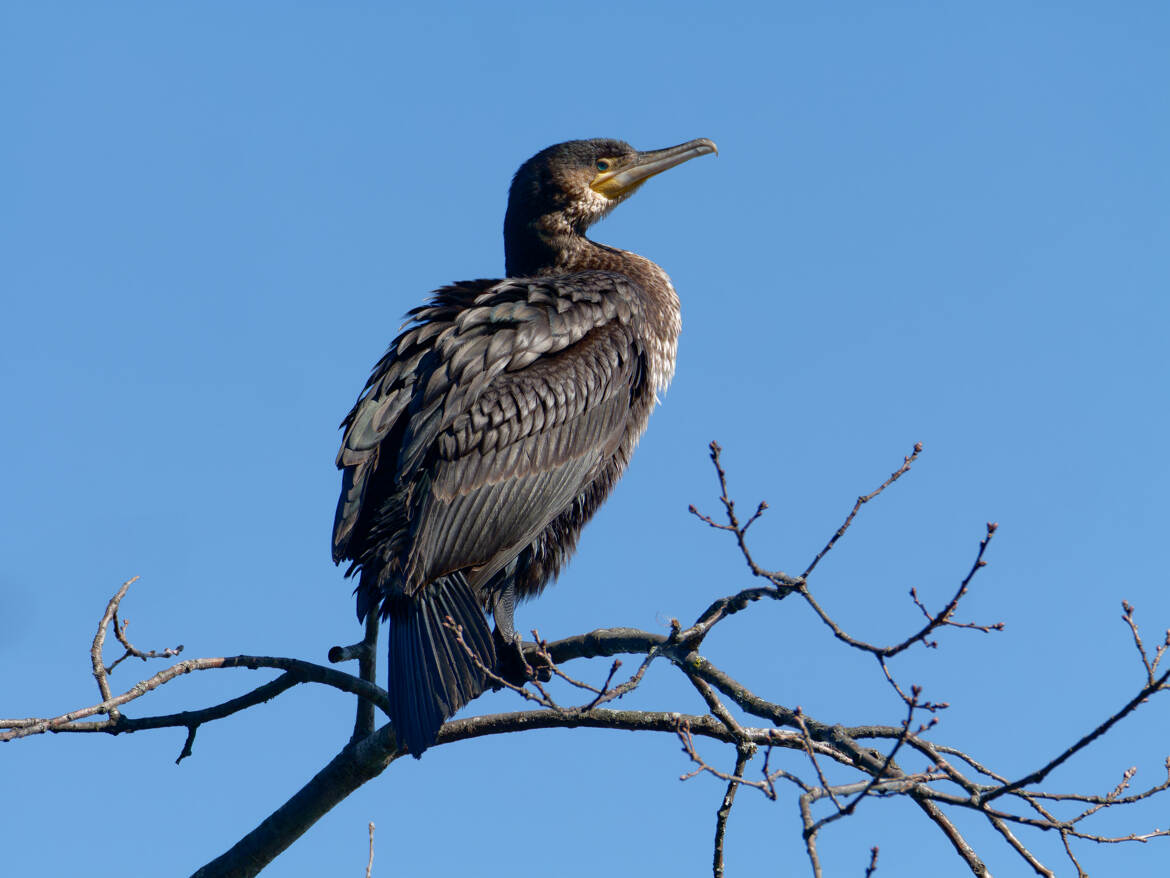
{"left": 505, "top": 212, "right": 651, "bottom": 276}
{"left": 505, "top": 209, "right": 586, "bottom": 277}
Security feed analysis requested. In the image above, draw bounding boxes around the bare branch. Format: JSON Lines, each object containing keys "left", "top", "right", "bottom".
{"left": 799, "top": 789, "right": 823, "bottom": 878}
{"left": 981, "top": 667, "right": 1170, "bottom": 805}
{"left": 797, "top": 521, "right": 1000, "bottom": 660}
{"left": 864, "top": 846, "right": 879, "bottom": 877}
{"left": 801, "top": 442, "right": 923, "bottom": 580}
{"left": 1121, "top": 600, "right": 1170, "bottom": 686}
{"left": 690, "top": 441, "right": 801, "bottom": 587}
{"left": 985, "top": 811, "right": 1054, "bottom": 877}
{"left": 13, "top": 445, "right": 1170, "bottom": 878}
{"left": 794, "top": 708, "right": 844, "bottom": 811}
{"left": 108, "top": 610, "right": 184, "bottom": 674}
{"left": 713, "top": 746, "right": 752, "bottom": 878}
{"left": 90, "top": 576, "right": 138, "bottom": 717}
{"left": 1, "top": 655, "right": 388, "bottom": 742}
{"left": 912, "top": 797, "right": 990, "bottom": 876}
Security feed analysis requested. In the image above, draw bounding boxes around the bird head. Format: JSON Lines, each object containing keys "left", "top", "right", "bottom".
{"left": 504, "top": 137, "right": 717, "bottom": 274}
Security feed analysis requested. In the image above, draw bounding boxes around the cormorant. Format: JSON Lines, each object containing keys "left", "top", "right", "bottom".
{"left": 333, "top": 137, "right": 717, "bottom": 756}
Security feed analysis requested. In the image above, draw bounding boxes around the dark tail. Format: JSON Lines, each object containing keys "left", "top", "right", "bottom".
{"left": 385, "top": 573, "right": 495, "bottom": 758}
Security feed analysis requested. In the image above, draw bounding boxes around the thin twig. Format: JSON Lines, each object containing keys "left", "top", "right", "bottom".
{"left": 801, "top": 443, "right": 923, "bottom": 580}
{"left": 108, "top": 611, "right": 184, "bottom": 673}
{"left": 794, "top": 709, "right": 843, "bottom": 811}
{"left": 798, "top": 522, "right": 1000, "bottom": 659}
{"left": 690, "top": 441, "right": 801, "bottom": 587}
{"left": 90, "top": 576, "right": 139, "bottom": 718}
{"left": 864, "top": 846, "right": 879, "bottom": 877}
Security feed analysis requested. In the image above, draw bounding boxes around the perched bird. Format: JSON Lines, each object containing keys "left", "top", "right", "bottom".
{"left": 333, "top": 137, "right": 717, "bottom": 756}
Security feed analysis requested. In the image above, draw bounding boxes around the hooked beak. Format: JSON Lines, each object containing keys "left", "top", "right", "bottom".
{"left": 591, "top": 137, "right": 718, "bottom": 199}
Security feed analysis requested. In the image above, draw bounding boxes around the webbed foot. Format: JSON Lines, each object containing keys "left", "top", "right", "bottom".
{"left": 492, "top": 627, "right": 553, "bottom": 687}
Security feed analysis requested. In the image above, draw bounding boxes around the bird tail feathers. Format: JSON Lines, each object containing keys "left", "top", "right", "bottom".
{"left": 386, "top": 574, "right": 495, "bottom": 757}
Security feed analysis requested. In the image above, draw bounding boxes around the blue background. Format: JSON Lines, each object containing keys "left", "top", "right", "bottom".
{"left": 3, "top": 3, "right": 1168, "bottom": 875}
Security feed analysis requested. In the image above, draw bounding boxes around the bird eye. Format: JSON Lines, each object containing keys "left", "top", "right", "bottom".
{"left": 596, "top": 160, "right": 610, "bottom": 171}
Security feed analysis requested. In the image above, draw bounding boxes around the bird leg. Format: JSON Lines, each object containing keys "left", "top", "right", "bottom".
{"left": 491, "top": 585, "right": 552, "bottom": 686}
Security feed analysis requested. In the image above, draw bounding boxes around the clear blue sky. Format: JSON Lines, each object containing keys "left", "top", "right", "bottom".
{"left": 3, "top": 3, "right": 1168, "bottom": 875}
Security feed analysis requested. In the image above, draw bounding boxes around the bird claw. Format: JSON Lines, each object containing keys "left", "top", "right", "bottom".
{"left": 492, "top": 630, "right": 553, "bottom": 686}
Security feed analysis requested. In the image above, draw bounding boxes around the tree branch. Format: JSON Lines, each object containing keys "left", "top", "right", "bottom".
{"left": 1, "top": 655, "right": 388, "bottom": 743}
{"left": 11, "top": 443, "right": 1170, "bottom": 877}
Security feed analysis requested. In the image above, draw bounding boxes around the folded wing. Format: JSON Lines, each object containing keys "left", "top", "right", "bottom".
{"left": 333, "top": 271, "right": 648, "bottom": 615}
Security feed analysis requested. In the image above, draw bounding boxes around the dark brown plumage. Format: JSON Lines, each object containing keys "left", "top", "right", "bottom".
{"left": 333, "top": 137, "right": 716, "bottom": 756}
